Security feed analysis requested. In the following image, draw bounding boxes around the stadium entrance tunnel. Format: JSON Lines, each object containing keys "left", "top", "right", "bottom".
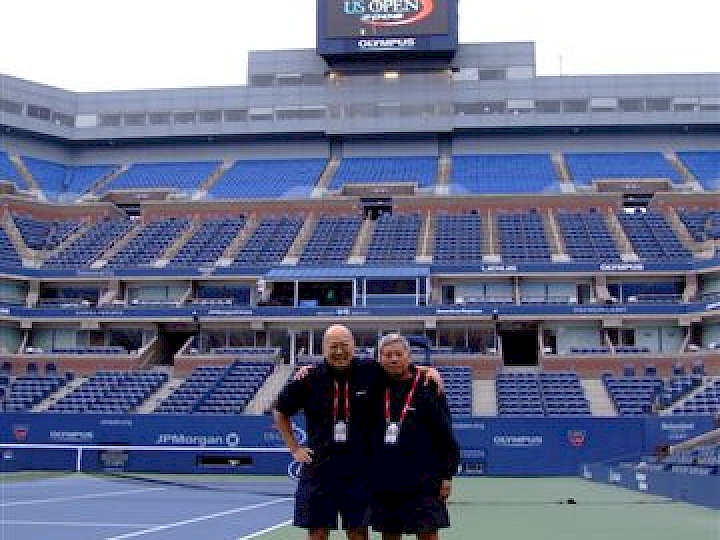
{"left": 499, "top": 325, "right": 539, "bottom": 367}
{"left": 158, "top": 324, "right": 196, "bottom": 365}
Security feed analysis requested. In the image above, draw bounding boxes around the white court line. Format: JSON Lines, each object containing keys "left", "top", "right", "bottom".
{"left": 0, "top": 486, "right": 166, "bottom": 507}
{"left": 234, "top": 519, "right": 292, "bottom": 540}
{"left": 101, "top": 497, "right": 293, "bottom": 540}
{"left": 3, "top": 520, "right": 159, "bottom": 528}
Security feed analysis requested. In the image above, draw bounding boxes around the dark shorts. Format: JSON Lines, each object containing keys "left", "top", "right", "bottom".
{"left": 371, "top": 491, "right": 450, "bottom": 534}
{"left": 294, "top": 476, "right": 371, "bottom": 531}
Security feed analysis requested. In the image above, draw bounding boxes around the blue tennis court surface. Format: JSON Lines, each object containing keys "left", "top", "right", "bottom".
{"left": 1, "top": 474, "right": 294, "bottom": 540}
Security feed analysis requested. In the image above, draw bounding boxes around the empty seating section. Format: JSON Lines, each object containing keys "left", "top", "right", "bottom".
{"left": 48, "top": 370, "right": 168, "bottom": 413}
{"left": 0, "top": 227, "right": 24, "bottom": 267}
{"left": 169, "top": 217, "right": 246, "bottom": 268}
{"left": 13, "top": 214, "right": 82, "bottom": 250}
{"left": 64, "top": 165, "right": 117, "bottom": 195}
{"left": 366, "top": 213, "right": 421, "bottom": 263}
{"left": 673, "top": 379, "right": 720, "bottom": 415}
{"left": 496, "top": 372, "right": 590, "bottom": 417}
{"left": 434, "top": 213, "right": 484, "bottom": 264}
{"left": 677, "top": 151, "right": 720, "bottom": 190}
{"left": 298, "top": 215, "right": 362, "bottom": 265}
{"left": 106, "top": 218, "right": 190, "bottom": 268}
{"left": 663, "top": 443, "right": 720, "bottom": 467}
{"left": 1, "top": 375, "right": 66, "bottom": 412}
{"left": 556, "top": 210, "right": 621, "bottom": 261}
{"left": 677, "top": 208, "right": 720, "bottom": 242}
{"left": 155, "top": 360, "right": 274, "bottom": 414}
{"left": 100, "top": 161, "right": 220, "bottom": 193}
{"left": 436, "top": 366, "right": 472, "bottom": 416}
{"left": 497, "top": 212, "right": 552, "bottom": 262}
{"left": 209, "top": 159, "right": 326, "bottom": 198}
{"left": 0, "top": 151, "right": 27, "bottom": 190}
{"left": 618, "top": 210, "right": 692, "bottom": 260}
{"left": 565, "top": 152, "right": 681, "bottom": 185}
{"left": 603, "top": 374, "right": 662, "bottom": 416}
{"left": 231, "top": 216, "right": 303, "bottom": 267}
{"left": 44, "top": 219, "right": 132, "bottom": 268}
{"left": 451, "top": 154, "right": 558, "bottom": 194}
{"left": 330, "top": 156, "right": 436, "bottom": 189}
{"left": 22, "top": 156, "right": 67, "bottom": 194}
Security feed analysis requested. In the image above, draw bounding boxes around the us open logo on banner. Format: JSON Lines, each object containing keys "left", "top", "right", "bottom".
{"left": 567, "top": 430, "right": 587, "bottom": 448}
{"left": 343, "top": 0, "right": 435, "bottom": 28}
{"left": 12, "top": 425, "right": 29, "bottom": 442}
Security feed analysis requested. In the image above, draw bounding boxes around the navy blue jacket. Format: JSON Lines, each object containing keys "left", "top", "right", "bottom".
{"left": 369, "top": 366, "right": 460, "bottom": 495}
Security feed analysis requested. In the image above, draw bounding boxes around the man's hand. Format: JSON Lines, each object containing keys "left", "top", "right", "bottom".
{"left": 418, "top": 366, "right": 445, "bottom": 394}
{"left": 294, "top": 365, "right": 313, "bottom": 381}
{"left": 291, "top": 446, "right": 314, "bottom": 463}
{"left": 439, "top": 479, "right": 452, "bottom": 502}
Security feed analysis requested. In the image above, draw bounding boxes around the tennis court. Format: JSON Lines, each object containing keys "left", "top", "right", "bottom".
{"left": 1, "top": 474, "right": 717, "bottom": 540}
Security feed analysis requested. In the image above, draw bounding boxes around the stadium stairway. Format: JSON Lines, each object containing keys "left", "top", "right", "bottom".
{"left": 664, "top": 206, "right": 711, "bottom": 258}
{"left": 436, "top": 155, "right": 451, "bottom": 193}
{"left": 283, "top": 213, "right": 317, "bottom": 264}
{"left": 93, "top": 222, "right": 142, "bottom": 267}
{"left": 87, "top": 164, "right": 129, "bottom": 196}
{"left": 194, "top": 159, "right": 234, "bottom": 198}
{"left": 581, "top": 379, "right": 618, "bottom": 416}
{"left": 315, "top": 156, "right": 340, "bottom": 193}
{"left": 156, "top": 221, "right": 199, "bottom": 267}
{"left": 473, "top": 379, "right": 497, "bottom": 416}
{"left": 660, "top": 376, "right": 719, "bottom": 415}
{"left": 9, "top": 155, "right": 39, "bottom": 192}
{"left": 543, "top": 209, "right": 570, "bottom": 262}
{"left": 31, "top": 376, "right": 87, "bottom": 412}
{"left": 348, "top": 217, "right": 376, "bottom": 264}
{"left": 605, "top": 208, "right": 640, "bottom": 261}
{"left": 416, "top": 211, "right": 435, "bottom": 263}
{"left": 1, "top": 214, "right": 35, "bottom": 263}
{"left": 552, "top": 153, "right": 574, "bottom": 190}
{"left": 666, "top": 151, "right": 702, "bottom": 189}
{"left": 218, "top": 214, "right": 259, "bottom": 265}
{"left": 137, "top": 377, "right": 185, "bottom": 413}
{"left": 483, "top": 209, "right": 499, "bottom": 261}
{"left": 244, "top": 364, "right": 294, "bottom": 414}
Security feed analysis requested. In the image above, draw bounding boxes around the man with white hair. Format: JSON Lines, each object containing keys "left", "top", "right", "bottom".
{"left": 370, "top": 333, "right": 459, "bottom": 540}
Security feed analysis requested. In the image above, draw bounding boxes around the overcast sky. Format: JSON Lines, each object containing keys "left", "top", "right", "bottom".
{"left": 1, "top": 0, "right": 719, "bottom": 91}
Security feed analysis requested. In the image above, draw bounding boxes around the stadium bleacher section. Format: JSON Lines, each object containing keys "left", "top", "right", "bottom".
{"left": 106, "top": 218, "right": 190, "bottom": 268}
{"left": 208, "top": 159, "right": 326, "bottom": 199}
{"left": 99, "top": 161, "right": 220, "bottom": 193}
{"left": 298, "top": 215, "right": 363, "bottom": 266}
{"left": 677, "top": 151, "right": 720, "bottom": 190}
{"left": 230, "top": 216, "right": 304, "bottom": 267}
{"left": 44, "top": 219, "right": 132, "bottom": 268}
{"left": 496, "top": 372, "right": 590, "bottom": 417}
{"left": 0, "top": 150, "right": 27, "bottom": 190}
{"left": 434, "top": 212, "right": 484, "bottom": 264}
{"left": 0, "top": 227, "right": 24, "bottom": 267}
{"left": 555, "top": 210, "right": 622, "bottom": 262}
{"left": 169, "top": 217, "right": 246, "bottom": 268}
{"left": 1, "top": 374, "right": 66, "bottom": 412}
{"left": 496, "top": 210, "right": 553, "bottom": 262}
{"left": 617, "top": 209, "right": 692, "bottom": 260}
{"left": 329, "top": 156, "right": 437, "bottom": 189}
{"left": 451, "top": 153, "right": 559, "bottom": 194}
{"left": 13, "top": 214, "right": 82, "bottom": 250}
{"left": 677, "top": 207, "right": 720, "bottom": 242}
{"left": 365, "top": 212, "right": 422, "bottom": 263}
{"left": 565, "top": 152, "right": 683, "bottom": 185}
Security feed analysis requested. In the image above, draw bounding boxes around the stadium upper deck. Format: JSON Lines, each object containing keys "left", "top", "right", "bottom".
{"left": 1, "top": 40, "right": 720, "bottom": 389}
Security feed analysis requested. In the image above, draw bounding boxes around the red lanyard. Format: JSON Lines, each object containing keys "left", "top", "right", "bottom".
{"left": 333, "top": 381, "right": 350, "bottom": 422}
{"left": 385, "top": 370, "right": 421, "bottom": 425}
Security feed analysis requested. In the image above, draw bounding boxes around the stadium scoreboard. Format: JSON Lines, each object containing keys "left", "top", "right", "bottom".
{"left": 317, "top": 0, "right": 458, "bottom": 60}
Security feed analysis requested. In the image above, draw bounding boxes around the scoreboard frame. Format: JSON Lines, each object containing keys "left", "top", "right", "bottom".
{"left": 317, "top": 0, "right": 458, "bottom": 60}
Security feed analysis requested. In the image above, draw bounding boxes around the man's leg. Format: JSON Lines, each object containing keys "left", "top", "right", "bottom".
{"left": 346, "top": 527, "right": 369, "bottom": 540}
{"left": 308, "top": 528, "right": 329, "bottom": 540}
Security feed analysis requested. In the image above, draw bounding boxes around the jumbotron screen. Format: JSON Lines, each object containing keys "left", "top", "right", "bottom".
{"left": 317, "top": 0, "right": 458, "bottom": 58}
{"left": 326, "top": 0, "right": 449, "bottom": 38}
